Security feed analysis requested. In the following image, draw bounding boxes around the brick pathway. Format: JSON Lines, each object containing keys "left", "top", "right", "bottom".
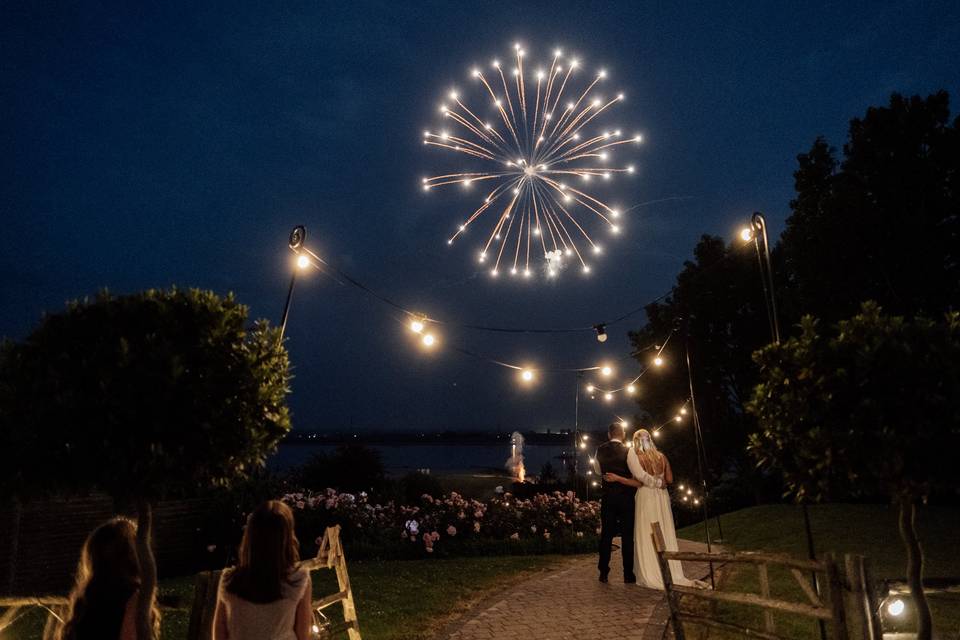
{"left": 437, "top": 538, "right": 714, "bottom": 640}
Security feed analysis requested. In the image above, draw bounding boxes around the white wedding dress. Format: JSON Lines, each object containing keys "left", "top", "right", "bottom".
{"left": 627, "top": 448, "right": 696, "bottom": 590}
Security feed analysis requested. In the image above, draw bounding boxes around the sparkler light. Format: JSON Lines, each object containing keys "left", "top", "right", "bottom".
{"left": 423, "top": 44, "right": 642, "bottom": 277}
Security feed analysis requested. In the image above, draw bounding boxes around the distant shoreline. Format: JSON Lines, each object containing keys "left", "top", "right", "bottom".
{"left": 282, "top": 431, "right": 594, "bottom": 447}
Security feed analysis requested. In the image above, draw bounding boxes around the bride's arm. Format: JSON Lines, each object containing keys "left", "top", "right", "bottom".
{"left": 627, "top": 450, "right": 662, "bottom": 488}
{"left": 662, "top": 454, "right": 674, "bottom": 485}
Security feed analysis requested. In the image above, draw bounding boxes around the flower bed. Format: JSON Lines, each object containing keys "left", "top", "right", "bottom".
{"left": 281, "top": 489, "right": 601, "bottom": 558}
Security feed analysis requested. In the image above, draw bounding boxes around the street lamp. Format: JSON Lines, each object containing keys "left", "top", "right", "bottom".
{"left": 747, "top": 211, "right": 823, "bottom": 640}
{"left": 279, "top": 225, "right": 307, "bottom": 345}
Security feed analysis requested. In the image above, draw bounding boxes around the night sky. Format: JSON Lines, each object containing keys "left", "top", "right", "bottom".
{"left": 3, "top": 1, "right": 959, "bottom": 433}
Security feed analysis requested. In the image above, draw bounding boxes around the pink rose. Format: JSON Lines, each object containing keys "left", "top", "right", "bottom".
{"left": 446, "top": 525, "right": 457, "bottom": 536}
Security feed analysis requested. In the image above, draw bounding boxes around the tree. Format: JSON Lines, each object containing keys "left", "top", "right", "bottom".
{"left": 628, "top": 235, "right": 772, "bottom": 502}
{"left": 0, "top": 288, "right": 291, "bottom": 639}
{"left": 782, "top": 92, "right": 960, "bottom": 323}
{"left": 747, "top": 302, "right": 960, "bottom": 640}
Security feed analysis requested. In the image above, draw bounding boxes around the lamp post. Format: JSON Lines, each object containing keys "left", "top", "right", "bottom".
{"left": 747, "top": 212, "right": 824, "bottom": 640}
{"left": 682, "top": 320, "right": 716, "bottom": 589}
{"left": 279, "top": 225, "right": 307, "bottom": 345}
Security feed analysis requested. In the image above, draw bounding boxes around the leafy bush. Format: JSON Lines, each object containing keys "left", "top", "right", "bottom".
{"left": 397, "top": 471, "right": 444, "bottom": 504}
{"left": 293, "top": 444, "right": 387, "bottom": 495}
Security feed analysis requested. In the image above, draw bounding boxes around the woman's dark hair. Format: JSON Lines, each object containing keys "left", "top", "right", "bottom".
{"left": 225, "top": 500, "right": 301, "bottom": 604}
{"left": 56, "top": 517, "right": 157, "bottom": 640}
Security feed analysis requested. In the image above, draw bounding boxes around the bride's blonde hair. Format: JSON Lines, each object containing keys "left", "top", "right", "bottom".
{"left": 633, "top": 428, "right": 657, "bottom": 452}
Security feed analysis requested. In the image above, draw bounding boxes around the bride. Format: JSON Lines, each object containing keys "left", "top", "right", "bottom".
{"left": 603, "top": 428, "right": 701, "bottom": 589}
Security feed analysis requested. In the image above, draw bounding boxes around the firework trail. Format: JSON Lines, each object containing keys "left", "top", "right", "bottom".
{"left": 423, "top": 43, "right": 643, "bottom": 279}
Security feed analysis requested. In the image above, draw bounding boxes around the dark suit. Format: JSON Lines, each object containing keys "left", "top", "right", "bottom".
{"left": 595, "top": 439, "right": 636, "bottom": 581}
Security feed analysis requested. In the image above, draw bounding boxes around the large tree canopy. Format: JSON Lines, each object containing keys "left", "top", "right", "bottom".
{"left": 628, "top": 235, "right": 771, "bottom": 501}
{"left": 782, "top": 91, "right": 960, "bottom": 322}
{"left": 747, "top": 302, "right": 960, "bottom": 640}
{"left": 0, "top": 288, "right": 291, "bottom": 639}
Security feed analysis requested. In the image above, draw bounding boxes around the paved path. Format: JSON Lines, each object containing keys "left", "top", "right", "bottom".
{"left": 437, "top": 538, "right": 713, "bottom": 640}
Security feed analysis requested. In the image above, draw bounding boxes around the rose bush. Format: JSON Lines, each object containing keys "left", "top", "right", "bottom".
{"left": 280, "top": 489, "right": 600, "bottom": 558}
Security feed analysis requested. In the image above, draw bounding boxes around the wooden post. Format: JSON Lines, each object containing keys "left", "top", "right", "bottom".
{"left": 652, "top": 522, "right": 686, "bottom": 640}
{"left": 758, "top": 562, "right": 776, "bottom": 633}
{"left": 860, "top": 556, "right": 882, "bottom": 640}
{"left": 330, "top": 527, "right": 361, "bottom": 640}
{"left": 186, "top": 570, "right": 222, "bottom": 640}
{"left": 824, "top": 553, "right": 849, "bottom": 640}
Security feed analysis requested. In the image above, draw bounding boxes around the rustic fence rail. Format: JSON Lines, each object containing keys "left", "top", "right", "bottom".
{"left": 651, "top": 522, "right": 882, "bottom": 640}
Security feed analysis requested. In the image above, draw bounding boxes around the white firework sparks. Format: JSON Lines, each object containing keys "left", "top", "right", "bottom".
{"left": 422, "top": 43, "right": 643, "bottom": 278}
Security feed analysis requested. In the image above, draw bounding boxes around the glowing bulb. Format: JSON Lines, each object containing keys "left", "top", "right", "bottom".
{"left": 680, "top": 407, "right": 688, "bottom": 415}
{"left": 533, "top": 227, "right": 541, "bottom": 236}
{"left": 634, "top": 134, "right": 643, "bottom": 143}
{"left": 410, "top": 320, "right": 425, "bottom": 334}
{"left": 471, "top": 68, "right": 480, "bottom": 78}
{"left": 422, "top": 333, "right": 436, "bottom": 347}
{"left": 510, "top": 268, "right": 517, "bottom": 276}
{"left": 449, "top": 90, "right": 458, "bottom": 100}
{"left": 564, "top": 194, "right": 572, "bottom": 203}
{"left": 478, "top": 253, "right": 486, "bottom": 263}
{"left": 686, "top": 488, "right": 693, "bottom": 495}
{"left": 627, "top": 165, "right": 635, "bottom": 174}
{"left": 296, "top": 255, "right": 310, "bottom": 270}
{"left": 887, "top": 598, "right": 905, "bottom": 617}
{"left": 620, "top": 420, "right": 628, "bottom": 427}
{"left": 524, "top": 269, "right": 532, "bottom": 278}
{"left": 536, "top": 69, "right": 545, "bottom": 80}
{"left": 694, "top": 498, "right": 700, "bottom": 505}
{"left": 740, "top": 227, "right": 753, "bottom": 242}
{"left": 611, "top": 209, "right": 620, "bottom": 218}
{"left": 440, "top": 131, "right": 449, "bottom": 140}
{"left": 592, "top": 98, "right": 601, "bottom": 107}
{"left": 604, "top": 392, "right": 613, "bottom": 402}
{"left": 570, "top": 59, "right": 580, "bottom": 68}
{"left": 592, "top": 481, "right": 598, "bottom": 487}
{"left": 675, "top": 416, "right": 682, "bottom": 422}
{"left": 679, "top": 484, "right": 685, "bottom": 491}
{"left": 554, "top": 48, "right": 562, "bottom": 57}
{"left": 490, "top": 269, "right": 498, "bottom": 277}
{"left": 626, "top": 384, "right": 637, "bottom": 394}
{"left": 520, "top": 369, "right": 534, "bottom": 382}
{"left": 312, "top": 625, "right": 320, "bottom": 634}
{"left": 617, "top": 92, "right": 624, "bottom": 100}
{"left": 580, "top": 442, "right": 587, "bottom": 450}
{"left": 653, "top": 431, "right": 660, "bottom": 438}
{"left": 654, "top": 356, "right": 664, "bottom": 367}
{"left": 492, "top": 59, "right": 500, "bottom": 68}
{"left": 601, "top": 366, "right": 613, "bottom": 377}
{"left": 585, "top": 384, "right": 595, "bottom": 393}
{"left": 583, "top": 265, "right": 591, "bottom": 274}
{"left": 593, "top": 245, "right": 602, "bottom": 255}
{"left": 611, "top": 225, "right": 620, "bottom": 234}
{"left": 598, "top": 69, "right": 607, "bottom": 78}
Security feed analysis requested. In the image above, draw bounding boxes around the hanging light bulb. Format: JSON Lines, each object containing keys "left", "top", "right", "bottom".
{"left": 594, "top": 324, "right": 608, "bottom": 343}
{"left": 409, "top": 319, "right": 425, "bottom": 334}
{"left": 296, "top": 255, "right": 311, "bottom": 270}
{"left": 520, "top": 368, "right": 535, "bottom": 383}
{"left": 740, "top": 227, "right": 754, "bottom": 242}
{"left": 626, "top": 384, "right": 637, "bottom": 395}
{"left": 680, "top": 407, "right": 688, "bottom": 415}
{"left": 653, "top": 356, "right": 664, "bottom": 367}
{"left": 422, "top": 333, "right": 436, "bottom": 347}
{"left": 585, "top": 383, "right": 595, "bottom": 393}
{"left": 604, "top": 392, "right": 613, "bottom": 402}
{"left": 600, "top": 365, "right": 613, "bottom": 377}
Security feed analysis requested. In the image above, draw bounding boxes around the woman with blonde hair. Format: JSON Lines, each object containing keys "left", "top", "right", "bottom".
{"left": 53, "top": 517, "right": 158, "bottom": 640}
{"left": 604, "top": 428, "right": 702, "bottom": 589}
{"left": 214, "top": 500, "right": 313, "bottom": 640}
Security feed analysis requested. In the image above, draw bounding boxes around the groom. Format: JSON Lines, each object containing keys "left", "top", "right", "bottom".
{"left": 594, "top": 423, "right": 661, "bottom": 583}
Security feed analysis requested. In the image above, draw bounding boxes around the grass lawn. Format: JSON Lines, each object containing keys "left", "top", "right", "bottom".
{"left": 677, "top": 503, "right": 960, "bottom": 639}
{"left": 3, "top": 555, "right": 562, "bottom": 640}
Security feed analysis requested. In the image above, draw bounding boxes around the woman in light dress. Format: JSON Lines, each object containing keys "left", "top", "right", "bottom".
{"left": 604, "top": 428, "right": 702, "bottom": 590}
{"left": 214, "top": 500, "right": 313, "bottom": 640}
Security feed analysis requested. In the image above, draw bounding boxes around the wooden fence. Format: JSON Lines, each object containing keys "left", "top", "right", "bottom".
{"left": 652, "top": 522, "right": 883, "bottom": 640}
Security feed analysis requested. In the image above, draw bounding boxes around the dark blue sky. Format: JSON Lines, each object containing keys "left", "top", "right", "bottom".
{"left": 3, "top": 1, "right": 959, "bottom": 433}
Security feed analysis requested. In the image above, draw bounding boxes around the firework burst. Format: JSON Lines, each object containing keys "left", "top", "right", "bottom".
{"left": 422, "top": 43, "right": 642, "bottom": 278}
